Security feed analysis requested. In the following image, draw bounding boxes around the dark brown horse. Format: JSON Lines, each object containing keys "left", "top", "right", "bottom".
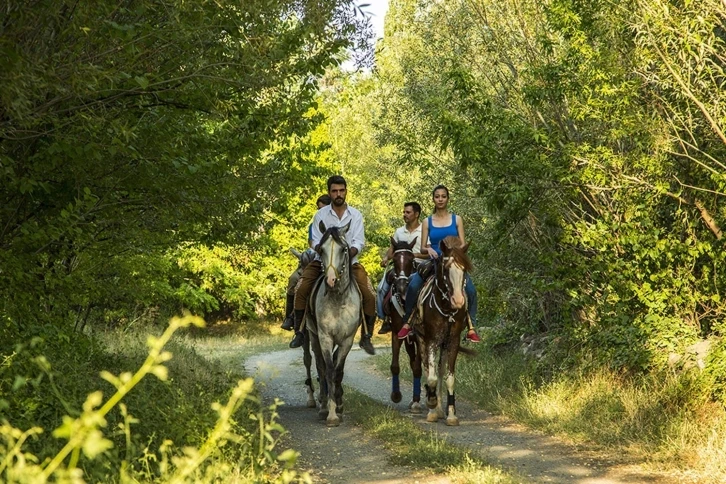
{"left": 413, "top": 235, "right": 474, "bottom": 425}
{"left": 384, "top": 237, "right": 423, "bottom": 413}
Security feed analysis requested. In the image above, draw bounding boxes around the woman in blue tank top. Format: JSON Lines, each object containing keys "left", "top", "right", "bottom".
{"left": 397, "top": 185, "right": 481, "bottom": 342}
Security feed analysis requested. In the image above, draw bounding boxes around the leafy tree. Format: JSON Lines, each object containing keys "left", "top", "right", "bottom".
{"left": 368, "top": 0, "right": 726, "bottom": 394}
{"left": 0, "top": 0, "right": 368, "bottom": 333}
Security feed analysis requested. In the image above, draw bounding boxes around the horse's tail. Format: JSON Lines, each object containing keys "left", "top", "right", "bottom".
{"left": 457, "top": 345, "right": 477, "bottom": 357}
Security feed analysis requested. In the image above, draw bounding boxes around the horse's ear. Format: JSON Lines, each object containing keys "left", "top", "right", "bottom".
{"left": 339, "top": 221, "right": 351, "bottom": 237}
{"left": 318, "top": 220, "right": 327, "bottom": 234}
{"left": 407, "top": 236, "right": 418, "bottom": 249}
{"left": 290, "top": 247, "right": 302, "bottom": 260}
{"left": 462, "top": 242, "right": 470, "bottom": 253}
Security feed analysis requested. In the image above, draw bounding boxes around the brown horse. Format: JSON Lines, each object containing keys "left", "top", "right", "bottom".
{"left": 413, "top": 235, "right": 475, "bottom": 425}
{"left": 384, "top": 237, "right": 423, "bottom": 413}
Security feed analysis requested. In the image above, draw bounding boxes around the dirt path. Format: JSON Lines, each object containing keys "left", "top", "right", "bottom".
{"left": 245, "top": 346, "right": 668, "bottom": 484}
{"left": 246, "top": 348, "right": 450, "bottom": 484}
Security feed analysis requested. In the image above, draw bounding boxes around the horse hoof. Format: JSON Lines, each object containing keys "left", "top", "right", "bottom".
{"left": 318, "top": 409, "right": 329, "bottom": 420}
{"left": 409, "top": 401, "right": 423, "bottom": 414}
{"left": 391, "top": 391, "right": 402, "bottom": 403}
{"left": 326, "top": 416, "right": 340, "bottom": 427}
{"left": 306, "top": 399, "right": 317, "bottom": 408}
{"left": 426, "top": 411, "right": 439, "bottom": 423}
{"left": 446, "top": 416, "right": 460, "bottom": 426}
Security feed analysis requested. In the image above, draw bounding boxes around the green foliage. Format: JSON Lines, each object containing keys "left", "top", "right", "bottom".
{"left": 0, "top": 316, "right": 307, "bottom": 482}
{"left": 344, "top": 387, "right": 517, "bottom": 482}
{"left": 0, "top": 0, "right": 368, "bottom": 331}
{"left": 361, "top": 0, "right": 726, "bottom": 401}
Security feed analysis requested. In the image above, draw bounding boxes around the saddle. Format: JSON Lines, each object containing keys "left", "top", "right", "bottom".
{"left": 411, "top": 276, "right": 435, "bottom": 328}
{"left": 416, "top": 260, "right": 434, "bottom": 279}
{"left": 410, "top": 269, "right": 469, "bottom": 332}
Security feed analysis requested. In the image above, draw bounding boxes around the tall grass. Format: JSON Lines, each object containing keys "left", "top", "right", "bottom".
{"left": 375, "top": 346, "right": 726, "bottom": 482}
{"left": 1, "top": 316, "right": 307, "bottom": 483}
{"left": 178, "top": 319, "right": 289, "bottom": 371}
{"left": 343, "top": 387, "right": 519, "bottom": 483}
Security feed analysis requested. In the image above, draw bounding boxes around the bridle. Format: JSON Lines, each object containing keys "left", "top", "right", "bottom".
{"left": 321, "top": 235, "right": 350, "bottom": 291}
{"left": 392, "top": 248, "right": 415, "bottom": 292}
{"left": 428, "top": 255, "right": 466, "bottom": 322}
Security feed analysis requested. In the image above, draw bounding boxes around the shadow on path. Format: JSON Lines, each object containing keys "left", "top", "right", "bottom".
{"left": 247, "top": 346, "right": 669, "bottom": 484}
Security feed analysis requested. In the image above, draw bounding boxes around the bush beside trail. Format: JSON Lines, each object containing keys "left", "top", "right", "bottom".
{"left": 0, "top": 317, "right": 304, "bottom": 483}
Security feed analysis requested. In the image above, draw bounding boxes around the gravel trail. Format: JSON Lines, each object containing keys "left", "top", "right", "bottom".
{"left": 245, "top": 346, "right": 668, "bottom": 484}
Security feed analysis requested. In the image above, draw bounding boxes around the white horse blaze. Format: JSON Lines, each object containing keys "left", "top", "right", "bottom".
{"left": 449, "top": 263, "right": 466, "bottom": 309}
{"left": 325, "top": 240, "right": 339, "bottom": 287}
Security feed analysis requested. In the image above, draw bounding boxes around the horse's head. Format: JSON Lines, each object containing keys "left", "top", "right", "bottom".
{"left": 299, "top": 248, "right": 316, "bottom": 269}
{"left": 290, "top": 247, "right": 317, "bottom": 271}
{"left": 438, "top": 236, "right": 472, "bottom": 310}
{"left": 317, "top": 221, "right": 351, "bottom": 290}
{"left": 391, "top": 236, "right": 417, "bottom": 297}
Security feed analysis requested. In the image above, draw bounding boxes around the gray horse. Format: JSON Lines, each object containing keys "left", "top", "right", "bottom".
{"left": 305, "top": 221, "right": 362, "bottom": 427}
{"left": 290, "top": 247, "right": 319, "bottom": 409}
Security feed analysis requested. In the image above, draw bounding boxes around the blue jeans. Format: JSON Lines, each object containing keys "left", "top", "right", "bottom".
{"left": 402, "top": 272, "right": 477, "bottom": 325}
{"left": 376, "top": 275, "right": 390, "bottom": 320}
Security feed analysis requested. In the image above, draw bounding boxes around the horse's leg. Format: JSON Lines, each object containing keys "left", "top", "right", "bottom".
{"left": 331, "top": 346, "right": 343, "bottom": 414}
{"left": 332, "top": 340, "right": 353, "bottom": 417}
{"left": 311, "top": 334, "right": 328, "bottom": 419}
{"left": 303, "top": 332, "right": 316, "bottom": 408}
{"left": 435, "top": 347, "right": 447, "bottom": 420}
{"left": 405, "top": 337, "right": 423, "bottom": 414}
{"left": 319, "top": 336, "right": 340, "bottom": 427}
{"left": 445, "top": 343, "right": 460, "bottom": 426}
{"left": 424, "top": 342, "right": 439, "bottom": 422}
{"left": 390, "top": 329, "right": 402, "bottom": 403}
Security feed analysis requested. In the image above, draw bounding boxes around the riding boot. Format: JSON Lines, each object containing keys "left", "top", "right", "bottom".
{"left": 359, "top": 314, "right": 376, "bottom": 355}
{"left": 289, "top": 309, "right": 305, "bottom": 348}
{"left": 281, "top": 294, "right": 295, "bottom": 331}
{"left": 378, "top": 317, "right": 391, "bottom": 334}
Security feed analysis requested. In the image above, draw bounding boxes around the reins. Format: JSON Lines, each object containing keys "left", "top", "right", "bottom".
{"left": 321, "top": 231, "right": 352, "bottom": 293}
{"left": 427, "top": 256, "right": 464, "bottom": 324}
{"left": 392, "top": 248, "right": 415, "bottom": 289}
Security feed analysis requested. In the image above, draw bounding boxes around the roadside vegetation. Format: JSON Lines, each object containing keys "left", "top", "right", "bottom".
{"left": 343, "top": 387, "right": 519, "bottom": 484}
{"left": 4, "top": 0, "right": 726, "bottom": 481}
{"left": 374, "top": 343, "right": 726, "bottom": 483}
{"left": 1, "top": 316, "right": 306, "bottom": 483}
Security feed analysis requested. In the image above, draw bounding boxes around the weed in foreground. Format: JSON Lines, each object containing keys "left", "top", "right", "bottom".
{"left": 0, "top": 315, "right": 310, "bottom": 483}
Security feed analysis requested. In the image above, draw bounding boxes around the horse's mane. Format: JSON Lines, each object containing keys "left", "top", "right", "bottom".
{"left": 440, "top": 236, "right": 473, "bottom": 272}
{"left": 318, "top": 226, "right": 349, "bottom": 249}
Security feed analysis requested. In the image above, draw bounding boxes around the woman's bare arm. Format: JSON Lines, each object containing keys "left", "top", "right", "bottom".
{"left": 457, "top": 214, "right": 466, "bottom": 246}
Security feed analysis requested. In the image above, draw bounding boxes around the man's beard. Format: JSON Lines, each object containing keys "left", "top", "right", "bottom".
{"left": 333, "top": 197, "right": 345, "bottom": 206}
